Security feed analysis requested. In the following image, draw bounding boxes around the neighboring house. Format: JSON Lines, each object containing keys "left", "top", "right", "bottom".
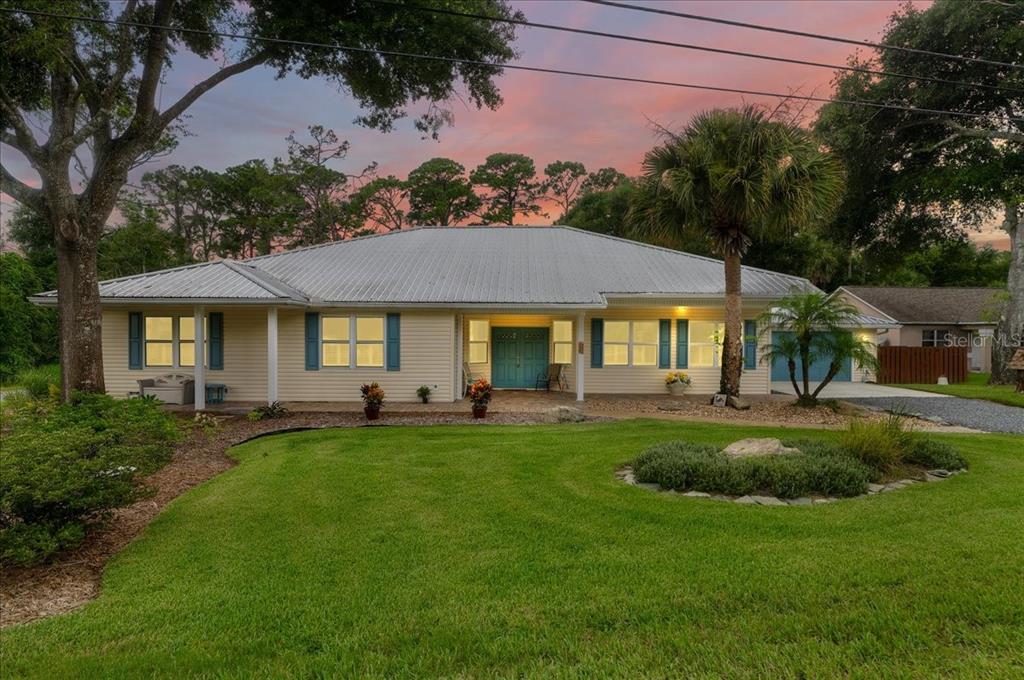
{"left": 33, "top": 226, "right": 887, "bottom": 407}
{"left": 835, "top": 286, "right": 1002, "bottom": 373}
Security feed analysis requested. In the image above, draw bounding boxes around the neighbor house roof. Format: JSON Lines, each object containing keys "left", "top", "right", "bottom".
{"left": 34, "top": 226, "right": 817, "bottom": 307}
{"left": 838, "top": 286, "right": 1004, "bottom": 325}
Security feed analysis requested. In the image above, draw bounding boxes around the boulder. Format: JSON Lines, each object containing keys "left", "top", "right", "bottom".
{"left": 726, "top": 396, "right": 751, "bottom": 410}
{"left": 545, "top": 406, "right": 586, "bottom": 423}
{"left": 722, "top": 437, "right": 799, "bottom": 458}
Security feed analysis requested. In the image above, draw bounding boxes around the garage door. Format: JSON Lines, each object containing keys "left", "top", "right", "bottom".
{"left": 770, "top": 331, "right": 852, "bottom": 382}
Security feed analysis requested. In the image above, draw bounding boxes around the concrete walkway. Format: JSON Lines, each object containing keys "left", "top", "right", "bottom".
{"left": 771, "top": 381, "right": 949, "bottom": 399}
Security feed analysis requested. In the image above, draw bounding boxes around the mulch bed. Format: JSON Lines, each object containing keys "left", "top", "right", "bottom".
{"left": 0, "top": 409, "right": 584, "bottom": 628}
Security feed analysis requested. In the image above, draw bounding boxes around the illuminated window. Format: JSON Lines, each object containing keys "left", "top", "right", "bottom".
{"left": 356, "top": 317, "right": 385, "bottom": 367}
{"left": 322, "top": 316, "right": 350, "bottom": 367}
{"left": 690, "top": 321, "right": 725, "bottom": 368}
{"left": 631, "top": 321, "right": 659, "bottom": 366}
{"left": 469, "top": 319, "right": 489, "bottom": 364}
{"left": 604, "top": 321, "right": 630, "bottom": 365}
{"left": 145, "top": 317, "right": 173, "bottom": 367}
{"left": 178, "top": 317, "right": 206, "bottom": 367}
{"left": 552, "top": 320, "right": 573, "bottom": 364}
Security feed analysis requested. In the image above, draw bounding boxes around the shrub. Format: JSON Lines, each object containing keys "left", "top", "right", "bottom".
{"left": 0, "top": 393, "right": 179, "bottom": 566}
{"left": 247, "top": 401, "right": 289, "bottom": 421}
{"left": 838, "top": 414, "right": 914, "bottom": 474}
{"left": 632, "top": 440, "right": 871, "bottom": 499}
{"left": 16, "top": 364, "right": 60, "bottom": 400}
{"left": 360, "top": 383, "right": 385, "bottom": 408}
{"left": 905, "top": 438, "right": 967, "bottom": 471}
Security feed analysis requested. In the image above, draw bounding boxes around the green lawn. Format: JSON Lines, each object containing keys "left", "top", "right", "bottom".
{"left": 897, "top": 372, "right": 1024, "bottom": 408}
{"left": 3, "top": 421, "right": 1023, "bottom": 678}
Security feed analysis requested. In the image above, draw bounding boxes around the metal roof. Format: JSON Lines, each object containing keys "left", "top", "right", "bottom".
{"left": 36, "top": 226, "right": 818, "bottom": 307}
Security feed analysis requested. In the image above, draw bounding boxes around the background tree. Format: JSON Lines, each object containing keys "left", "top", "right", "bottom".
{"left": 351, "top": 176, "right": 408, "bottom": 233}
{"left": 562, "top": 180, "right": 637, "bottom": 237}
{"left": 98, "top": 197, "right": 182, "bottom": 279}
{"left": 0, "top": 253, "right": 56, "bottom": 382}
{"left": 215, "top": 160, "right": 304, "bottom": 258}
{"left": 581, "top": 167, "right": 628, "bottom": 195}
{"left": 471, "top": 153, "right": 544, "bottom": 224}
{"left": 0, "top": 0, "right": 522, "bottom": 399}
{"left": 813, "top": 0, "right": 1023, "bottom": 383}
{"left": 405, "top": 157, "right": 481, "bottom": 226}
{"left": 634, "top": 106, "right": 845, "bottom": 399}
{"left": 542, "top": 160, "right": 587, "bottom": 219}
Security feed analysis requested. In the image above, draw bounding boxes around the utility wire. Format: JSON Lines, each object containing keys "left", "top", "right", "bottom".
{"left": 1, "top": 6, "right": 1019, "bottom": 124}
{"left": 369, "top": 0, "right": 1021, "bottom": 95}
{"left": 580, "top": 0, "right": 1024, "bottom": 71}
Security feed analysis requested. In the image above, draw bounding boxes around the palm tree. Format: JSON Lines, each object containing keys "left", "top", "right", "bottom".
{"left": 760, "top": 292, "right": 878, "bottom": 406}
{"left": 632, "top": 107, "right": 845, "bottom": 398}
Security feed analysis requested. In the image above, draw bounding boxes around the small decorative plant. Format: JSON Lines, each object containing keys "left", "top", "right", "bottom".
{"left": 192, "top": 411, "right": 220, "bottom": 433}
{"left": 467, "top": 378, "right": 492, "bottom": 418}
{"left": 247, "top": 401, "right": 289, "bottom": 422}
{"left": 361, "top": 382, "right": 385, "bottom": 420}
{"left": 664, "top": 371, "right": 691, "bottom": 396}
{"left": 416, "top": 385, "right": 432, "bottom": 403}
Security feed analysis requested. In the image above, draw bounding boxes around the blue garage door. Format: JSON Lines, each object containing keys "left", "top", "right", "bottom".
{"left": 770, "top": 331, "right": 852, "bottom": 382}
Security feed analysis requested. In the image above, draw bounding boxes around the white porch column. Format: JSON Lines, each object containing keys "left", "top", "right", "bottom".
{"left": 194, "top": 306, "right": 206, "bottom": 411}
{"left": 267, "top": 307, "right": 278, "bottom": 404}
{"left": 454, "top": 314, "right": 464, "bottom": 401}
{"left": 576, "top": 311, "right": 586, "bottom": 402}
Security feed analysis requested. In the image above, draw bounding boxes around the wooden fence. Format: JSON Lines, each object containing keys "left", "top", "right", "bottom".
{"left": 877, "top": 346, "right": 968, "bottom": 385}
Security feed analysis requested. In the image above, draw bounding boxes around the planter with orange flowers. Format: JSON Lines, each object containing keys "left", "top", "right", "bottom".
{"left": 360, "top": 382, "right": 385, "bottom": 420}
{"left": 467, "top": 378, "right": 492, "bottom": 418}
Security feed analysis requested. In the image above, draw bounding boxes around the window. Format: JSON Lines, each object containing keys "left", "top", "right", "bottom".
{"left": 632, "top": 320, "right": 659, "bottom": 366}
{"left": 604, "top": 321, "right": 630, "bottom": 365}
{"left": 552, "top": 320, "right": 573, "bottom": 364}
{"left": 356, "top": 316, "right": 385, "bottom": 367}
{"left": 922, "top": 329, "right": 948, "bottom": 347}
{"left": 321, "top": 316, "right": 349, "bottom": 367}
{"left": 145, "top": 316, "right": 173, "bottom": 367}
{"left": 178, "top": 317, "right": 206, "bottom": 367}
{"left": 690, "top": 321, "right": 724, "bottom": 367}
{"left": 469, "top": 319, "right": 489, "bottom": 364}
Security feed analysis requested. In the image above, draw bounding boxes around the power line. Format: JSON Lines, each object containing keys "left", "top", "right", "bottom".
{"left": 369, "top": 0, "right": 1021, "bottom": 95}
{"left": 580, "top": 0, "right": 1024, "bottom": 72}
{"left": 1, "top": 6, "right": 1018, "bottom": 125}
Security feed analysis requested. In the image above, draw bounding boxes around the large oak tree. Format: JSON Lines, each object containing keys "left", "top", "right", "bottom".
{"left": 1, "top": 0, "right": 521, "bottom": 399}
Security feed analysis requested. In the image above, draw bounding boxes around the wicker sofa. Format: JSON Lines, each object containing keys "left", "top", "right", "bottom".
{"left": 137, "top": 373, "right": 195, "bottom": 405}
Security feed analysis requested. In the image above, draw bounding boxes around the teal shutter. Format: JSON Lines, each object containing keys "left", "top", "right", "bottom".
{"left": 590, "top": 318, "right": 603, "bottom": 368}
{"left": 128, "top": 312, "right": 143, "bottom": 370}
{"left": 658, "top": 319, "right": 671, "bottom": 368}
{"left": 744, "top": 320, "right": 757, "bottom": 370}
{"left": 208, "top": 312, "right": 224, "bottom": 370}
{"left": 386, "top": 313, "right": 400, "bottom": 371}
{"left": 305, "top": 313, "right": 320, "bottom": 371}
{"left": 676, "top": 319, "right": 688, "bottom": 369}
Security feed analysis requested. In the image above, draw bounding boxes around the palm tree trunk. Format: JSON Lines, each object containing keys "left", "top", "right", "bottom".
{"left": 720, "top": 252, "right": 744, "bottom": 397}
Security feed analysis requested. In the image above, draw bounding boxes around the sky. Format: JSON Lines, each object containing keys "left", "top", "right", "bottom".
{"left": 0, "top": 0, "right": 1008, "bottom": 248}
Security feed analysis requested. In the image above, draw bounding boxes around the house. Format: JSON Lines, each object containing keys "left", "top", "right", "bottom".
{"left": 834, "top": 286, "right": 1002, "bottom": 373}
{"left": 33, "top": 226, "right": 887, "bottom": 408}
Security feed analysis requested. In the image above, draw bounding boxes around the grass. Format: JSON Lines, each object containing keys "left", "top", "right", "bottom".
{"left": 896, "top": 372, "right": 1024, "bottom": 408}
{"left": 3, "top": 420, "right": 1023, "bottom": 678}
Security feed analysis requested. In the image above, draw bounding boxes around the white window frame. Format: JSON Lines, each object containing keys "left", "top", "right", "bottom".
{"left": 144, "top": 315, "right": 206, "bottom": 369}
{"left": 603, "top": 320, "right": 660, "bottom": 367}
{"left": 468, "top": 319, "right": 489, "bottom": 365}
{"left": 552, "top": 320, "right": 574, "bottom": 365}
{"left": 355, "top": 315, "right": 385, "bottom": 368}
{"left": 690, "top": 321, "right": 725, "bottom": 368}
{"left": 921, "top": 329, "right": 948, "bottom": 348}
{"left": 321, "top": 315, "right": 351, "bottom": 367}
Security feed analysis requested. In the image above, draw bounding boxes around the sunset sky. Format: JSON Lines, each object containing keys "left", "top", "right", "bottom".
{"left": 0, "top": 0, "right": 1008, "bottom": 247}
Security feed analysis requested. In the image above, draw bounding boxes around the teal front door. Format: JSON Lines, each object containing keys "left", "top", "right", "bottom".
{"left": 492, "top": 327, "right": 550, "bottom": 388}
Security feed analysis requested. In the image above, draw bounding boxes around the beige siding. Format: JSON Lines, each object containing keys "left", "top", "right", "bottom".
{"left": 278, "top": 309, "right": 455, "bottom": 402}
{"left": 101, "top": 307, "right": 268, "bottom": 401}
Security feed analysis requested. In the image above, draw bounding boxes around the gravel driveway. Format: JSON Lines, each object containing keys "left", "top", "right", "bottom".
{"left": 846, "top": 396, "right": 1024, "bottom": 434}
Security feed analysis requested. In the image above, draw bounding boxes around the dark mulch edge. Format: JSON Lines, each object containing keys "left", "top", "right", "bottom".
{"left": 0, "top": 410, "right": 604, "bottom": 629}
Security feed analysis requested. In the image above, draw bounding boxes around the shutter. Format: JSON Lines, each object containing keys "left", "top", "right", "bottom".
{"left": 386, "top": 313, "right": 400, "bottom": 371}
{"left": 676, "top": 319, "right": 689, "bottom": 369}
{"left": 128, "top": 312, "right": 143, "bottom": 370}
{"left": 744, "top": 320, "right": 757, "bottom": 370}
{"left": 208, "top": 312, "right": 224, "bottom": 370}
{"left": 658, "top": 319, "right": 671, "bottom": 369}
{"left": 590, "top": 318, "right": 604, "bottom": 368}
{"left": 305, "top": 312, "right": 320, "bottom": 371}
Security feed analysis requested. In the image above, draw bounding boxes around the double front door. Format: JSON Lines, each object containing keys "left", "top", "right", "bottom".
{"left": 492, "top": 327, "right": 550, "bottom": 388}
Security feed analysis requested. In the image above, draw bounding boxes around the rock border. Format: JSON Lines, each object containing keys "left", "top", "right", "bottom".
{"left": 615, "top": 466, "right": 966, "bottom": 506}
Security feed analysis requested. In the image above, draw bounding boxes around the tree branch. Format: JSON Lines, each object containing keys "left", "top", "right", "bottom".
{"left": 0, "top": 163, "right": 44, "bottom": 212}
{"left": 156, "top": 52, "right": 271, "bottom": 130}
{"left": 130, "top": 0, "right": 175, "bottom": 129}
{"left": 0, "top": 87, "right": 45, "bottom": 163}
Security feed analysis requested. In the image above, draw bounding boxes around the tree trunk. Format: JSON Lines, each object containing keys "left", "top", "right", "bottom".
{"left": 991, "top": 199, "right": 1023, "bottom": 384}
{"left": 55, "top": 225, "right": 105, "bottom": 400}
{"left": 720, "top": 252, "right": 744, "bottom": 397}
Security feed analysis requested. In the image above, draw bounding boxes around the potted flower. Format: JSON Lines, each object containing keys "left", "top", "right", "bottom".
{"left": 664, "top": 371, "right": 692, "bottom": 397}
{"left": 467, "top": 378, "right": 492, "bottom": 418}
{"left": 360, "top": 382, "right": 385, "bottom": 420}
{"left": 416, "top": 385, "right": 432, "bottom": 404}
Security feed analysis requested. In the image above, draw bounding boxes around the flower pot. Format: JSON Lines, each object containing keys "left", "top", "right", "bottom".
{"left": 364, "top": 405, "right": 381, "bottom": 421}
{"left": 421, "top": 396, "right": 429, "bottom": 404}
{"left": 472, "top": 405, "right": 487, "bottom": 419}
{"left": 668, "top": 381, "right": 688, "bottom": 397}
